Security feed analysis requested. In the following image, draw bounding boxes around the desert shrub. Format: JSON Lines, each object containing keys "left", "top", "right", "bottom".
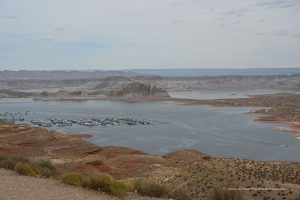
{"left": 60, "top": 172, "right": 132, "bottom": 197}
{"left": 0, "top": 156, "right": 16, "bottom": 170}
{"left": 109, "top": 180, "right": 133, "bottom": 197}
{"left": 37, "top": 161, "right": 56, "bottom": 172}
{"left": 0, "top": 156, "right": 30, "bottom": 170}
{"left": 81, "top": 174, "right": 132, "bottom": 197}
{"left": 0, "top": 159, "right": 16, "bottom": 170}
{"left": 37, "top": 167, "right": 55, "bottom": 178}
{"left": 34, "top": 161, "right": 57, "bottom": 177}
{"left": 89, "top": 175, "right": 112, "bottom": 191}
{"left": 81, "top": 176, "right": 92, "bottom": 188}
{"left": 168, "top": 188, "right": 191, "bottom": 200}
{"left": 14, "top": 162, "right": 37, "bottom": 177}
{"left": 61, "top": 172, "right": 84, "bottom": 186}
{"left": 207, "top": 187, "right": 245, "bottom": 200}
{"left": 0, "top": 155, "right": 8, "bottom": 161}
{"left": 134, "top": 179, "right": 169, "bottom": 198}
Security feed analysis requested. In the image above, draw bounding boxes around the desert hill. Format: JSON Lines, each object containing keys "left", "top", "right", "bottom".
{"left": 0, "top": 123, "right": 299, "bottom": 200}
{"left": 0, "top": 169, "right": 161, "bottom": 200}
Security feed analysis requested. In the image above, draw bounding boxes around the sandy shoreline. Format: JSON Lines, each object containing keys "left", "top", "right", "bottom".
{"left": 254, "top": 117, "right": 300, "bottom": 141}
{"left": 276, "top": 122, "right": 300, "bottom": 140}
{"left": 54, "top": 132, "right": 93, "bottom": 139}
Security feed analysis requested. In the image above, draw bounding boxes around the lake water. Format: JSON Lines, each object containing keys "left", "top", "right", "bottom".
{"left": 0, "top": 98, "right": 299, "bottom": 162}
{"left": 169, "top": 89, "right": 300, "bottom": 100}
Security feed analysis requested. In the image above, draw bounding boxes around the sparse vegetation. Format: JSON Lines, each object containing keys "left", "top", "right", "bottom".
{"left": 0, "top": 155, "right": 58, "bottom": 178}
{"left": 85, "top": 174, "right": 132, "bottom": 197}
{"left": 89, "top": 174, "right": 112, "bottom": 191}
{"left": 0, "top": 155, "right": 30, "bottom": 170}
{"left": 34, "top": 161, "right": 57, "bottom": 177}
{"left": 207, "top": 187, "right": 245, "bottom": 200}
{"left": 134, "top": 179, "right": 191, "bottom": 199}
{"left": 14, "top": 162, "right": 37, "bottom": 177}
{"left": 0, "top": 154, "right": 8, "bottom": 161}
{"left": 0, "top": 156, "right": 16, "bottom": 170}
{"left": 134, "top": 178, "right": 169, "bottom": 198}
{"left": 168, "top": 188, "right": 191, "bottom": 200}
{"left": 61, "top": 173, "right": 132, "bottom": 197}
{"left": 0, "top": 154, "right": 133, "bottom": 198}
{"left": 80, "top": 176, "right": 92, "bottom": 188}
{"left": 108, "top": 178, "right": 133, "bottom": 197}
{"left": 37, "top": 161, "right": 56, "bottom": 172}
{"left": 61, "top": 172, "right": 84, "bottom": 186}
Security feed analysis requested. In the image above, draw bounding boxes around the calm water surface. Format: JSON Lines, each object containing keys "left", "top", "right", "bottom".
{"left": 0, "top": 98, "right": 299, "bottom": 161}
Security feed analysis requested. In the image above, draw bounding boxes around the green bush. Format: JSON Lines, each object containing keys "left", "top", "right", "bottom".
{"left": 60, "top": 172, "right": 132, "bottom": 197}
{"left": 168, "top": 188, "right": 191, "bottom": 200}
{"left": 80, "top": 174, "right": 132, "bottom": 197}
{"left": 109, "top": 180, "right": 132, "bottom": 197}
{"left": 14, "top": 162, "right": 37, "bottom": 177}
{"left": 0, "top": 157, "right": 16, "bottom": 170}
{"left": 0, "top": 156, "right": 30, "bottom": 170}
{"left": 61, "top": 172, "right": 84, "bottom": 186}
{"left": 207, "top": 187, "right": 245, "bottom": 200}
{"left": 81, "top": 176, "right": 92, "bottom": 188}
{"left": 0, "top": 156, "right": 57, "bottom": 178}
{"left": 37, "top": 161, "right": 56, "bottom": 172}
{"left": 34, "top": 161, "right": 57, "bottom": 177}
{"left": 89, "top": 175, "right": 112, "bottom": 191}
{"left": 0, "top": 155, "right": 8, "bottom": 161}
{"left": 134, "top": 179, "right": 169, "bottom": 198}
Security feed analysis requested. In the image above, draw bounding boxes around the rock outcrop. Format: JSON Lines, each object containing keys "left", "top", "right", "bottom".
{"left": 108, "top": 82, "right": 169, "bottom": 99}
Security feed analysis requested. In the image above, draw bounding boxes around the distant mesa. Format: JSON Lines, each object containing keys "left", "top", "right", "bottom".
{"left": 36, "top": 81, "right": 170, "bottom": 101}
{"left": 108, "top": 81, "right": 170, "bottom": 99}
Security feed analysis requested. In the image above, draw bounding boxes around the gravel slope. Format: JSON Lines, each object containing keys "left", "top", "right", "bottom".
{"left": 0, "top": 169, "right": 161, "bottom": 200}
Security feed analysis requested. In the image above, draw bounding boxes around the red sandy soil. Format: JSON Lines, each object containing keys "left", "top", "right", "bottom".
{"left": 276, "top": 122, "right": 300, "bottom": 140}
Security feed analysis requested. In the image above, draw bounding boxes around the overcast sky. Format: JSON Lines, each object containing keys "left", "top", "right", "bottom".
{"left": 0, "top": 0, "right": 300, "bottom": 70}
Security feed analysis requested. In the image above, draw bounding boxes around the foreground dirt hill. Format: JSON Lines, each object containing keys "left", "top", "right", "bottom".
{"left": 0, "top": 169, "right": 161, "bottom": 200}
{"left": 0, "top": 169, "right": 164, "bottom": 200}
{"left": 0, "top": 123, "right": 299, "bottom": 200}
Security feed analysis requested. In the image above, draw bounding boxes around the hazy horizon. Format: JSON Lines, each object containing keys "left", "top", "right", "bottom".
{"left": 0, "top": 67, "right": 300, "bottom": 72}
{"left": 1, "top": 0, "right": 300, "bottom": 70}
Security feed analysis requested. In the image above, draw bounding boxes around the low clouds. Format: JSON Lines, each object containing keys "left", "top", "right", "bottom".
{"left": 0, "top": 13, "right": 18, "bottom": 19}
{"left": 273, "top": 30, "right": 300, "bottom": 38}
{"left": 41, "top": 35, "right": 54, "bottom": 42}
{"left": 54, "top": 27, "right": 64, "bottom": 32}
{"left": 255, "top": 0, "right": 298, "bottom": 9}
{"left": 169, "top": 0, "right": 201, "bottom": 7}
{"left": 221, "top": 8, "right": 252, "bottom": 17}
